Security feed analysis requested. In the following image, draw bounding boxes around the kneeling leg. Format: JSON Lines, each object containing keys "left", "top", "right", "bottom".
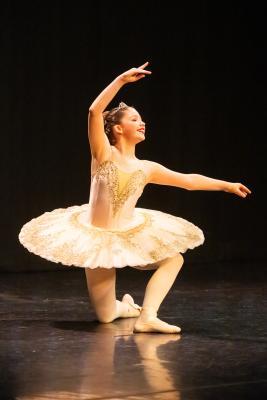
{"left": 85, "top": 267, "right": 141, "bottom": 323}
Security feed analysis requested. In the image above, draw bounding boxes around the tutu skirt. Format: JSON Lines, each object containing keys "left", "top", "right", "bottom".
{"left": 18, "top": 204, "right": 205, "bottom": 270}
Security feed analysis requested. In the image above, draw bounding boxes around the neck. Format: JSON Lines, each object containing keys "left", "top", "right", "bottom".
{"left": 114, "top": 141, "right": 137, "bottom": 160}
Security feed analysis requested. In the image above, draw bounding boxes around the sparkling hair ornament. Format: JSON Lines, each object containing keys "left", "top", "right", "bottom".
{"left": 102, "top": 102, "right": 131, "bottom": 144}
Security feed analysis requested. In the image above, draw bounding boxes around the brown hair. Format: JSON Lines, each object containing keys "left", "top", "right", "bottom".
{"left": 103, "top": 102, "right": 131, "bottom": 145}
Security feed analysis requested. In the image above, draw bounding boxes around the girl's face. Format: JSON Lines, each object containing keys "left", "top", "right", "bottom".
{"left": 119, "top": 108, "right": 146, "bottom": 143}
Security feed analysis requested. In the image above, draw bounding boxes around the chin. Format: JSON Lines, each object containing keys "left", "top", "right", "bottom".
{"left": 131, "top": 133, "right": 145, "bottom": 144}
{"left": 137, "top": 134, "right": 146, "bottom": 141}
{"left": 136, "top": 137, "right": 145, "bottom": 144}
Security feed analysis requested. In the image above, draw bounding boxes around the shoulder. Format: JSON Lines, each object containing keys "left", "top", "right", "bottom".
{"left": 141, "top": 159, "right": 159, "bottom": 170}
{"left": 140, "top": 159, "right": 159, "bottom": 183}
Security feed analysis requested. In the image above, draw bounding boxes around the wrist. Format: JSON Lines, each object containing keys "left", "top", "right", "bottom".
{"left": 115, "top": 75, "right": 126, "bottom": 86}
{"left": 223, "top": 181, "right": 232, "bottom": 192}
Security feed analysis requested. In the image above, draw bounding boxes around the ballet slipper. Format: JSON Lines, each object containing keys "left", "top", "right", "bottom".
{"left": 115, "top": 294, "right": 142, "bottom": 319}
{"left": 133, "top": 306, "right": 181, "bottom": 334}
{"left": 121, "top": 294, "right": 142, "bottom": 311}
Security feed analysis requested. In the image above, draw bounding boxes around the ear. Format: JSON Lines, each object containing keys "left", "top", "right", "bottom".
{"left": 113, "top": 124, "right": 123, "bottom": 135}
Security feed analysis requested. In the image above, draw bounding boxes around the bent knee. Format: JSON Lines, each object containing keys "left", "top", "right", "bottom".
{"left": 97, "top": 312, "right": 116, "bottom": 323}
{"left": 96, "top": 309, "right": 117, "bottom": 323}
{"left": 170, "top": 253, "right": 184, "bottom": 265}
{"left": 178, "top": 253, "right": 184, "bottom": 263}
{"left": 98, "top": 316, "right": 114, "bottom": 323}
{"left": 159, "top": 253, "right": 184, "bottom": 268}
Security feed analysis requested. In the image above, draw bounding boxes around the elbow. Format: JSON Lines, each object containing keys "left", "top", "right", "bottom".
{"left": 88, "top": 106, "right": 102, "bottom": 115}
{"left": 88, "top": 107, "right": 96, "bottom": 114}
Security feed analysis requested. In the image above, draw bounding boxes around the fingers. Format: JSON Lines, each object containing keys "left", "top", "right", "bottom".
{"left": 234, "top": 183, "right": 252, "bottom": 198}
{"left": 228, "top": 182, "right": 252, "bottom": 198}
{"left": 135, "top": 68, "right": 152, "bottom": 75}
{"left": 136, "top": 61, "right": 152, "bottom": 75}
{"left": 242, "top": 185, "right": 252, "bottom": 194}
{"left": 239, "top": 188, "right": 249, "bottom": 197}
{"left": 138, "top": 61, "right": 149, "bottom": 69}
{"left": 236, "top": 188, "right": 247, "bottom": 198}
{"left": 239, "top": 184, "right": 252, "bottom": 197}
{"left": 135, "top": 74, "right": 146, "bottom": 80}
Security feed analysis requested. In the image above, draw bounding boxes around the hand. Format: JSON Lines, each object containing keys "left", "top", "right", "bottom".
{"left": 225, "top": 182, "right": 252, "bottom": 198}
{"left": 118, "top": 61, "right": 152, "bottom": 84}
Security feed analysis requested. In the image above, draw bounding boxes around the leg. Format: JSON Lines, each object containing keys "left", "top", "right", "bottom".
{"left": 85, "top": 267, "right": 141, "bottom": 323}
{"left": 134, "top": 253, "right": 184, "bottom": 333}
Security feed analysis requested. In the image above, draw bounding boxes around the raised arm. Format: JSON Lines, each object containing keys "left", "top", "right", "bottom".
{"left": 88, "top": 62, "right": 152, "bottom": 163}
{"left": 88, "top": 78, "right": 123, "bottom": 162}
{"left": 147, "top": 161, "right": 252, "bottom": 198}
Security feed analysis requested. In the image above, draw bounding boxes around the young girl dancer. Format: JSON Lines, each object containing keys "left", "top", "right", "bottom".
{"left": 18, "top": 61, "right": 251, "bottom": 333}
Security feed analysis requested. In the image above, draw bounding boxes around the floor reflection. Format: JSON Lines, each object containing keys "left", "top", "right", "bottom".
{"left": 16, "top": 318, "right": 182, "bottom": 399}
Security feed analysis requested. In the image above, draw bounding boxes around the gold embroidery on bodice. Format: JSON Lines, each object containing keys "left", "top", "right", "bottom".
{"left": 92, "top": 160, "right": 147, "bottom": 216}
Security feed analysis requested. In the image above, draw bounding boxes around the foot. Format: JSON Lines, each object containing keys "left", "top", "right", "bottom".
{"left": 115, "top": 294, "right": 142, "bottom": 319}
{"left": 133, "top": 306, "right": 181, "bottom": 334}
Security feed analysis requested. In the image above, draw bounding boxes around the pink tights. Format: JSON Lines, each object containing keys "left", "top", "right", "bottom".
{"left": 85, "top": 254, "right": 184, "bottom": 332}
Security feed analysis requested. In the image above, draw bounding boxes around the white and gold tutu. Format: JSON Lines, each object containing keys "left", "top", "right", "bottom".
{"left": 18, "top": 159, "right": 205, "bottom": 270}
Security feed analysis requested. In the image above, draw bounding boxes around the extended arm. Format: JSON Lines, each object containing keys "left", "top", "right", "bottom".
{"left": 148, "top": 161, "right": 252, "bottom": 198}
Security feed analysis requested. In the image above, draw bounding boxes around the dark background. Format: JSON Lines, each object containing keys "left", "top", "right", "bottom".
{"left": 1, "top": 1, "right": 266, "bottom": 272}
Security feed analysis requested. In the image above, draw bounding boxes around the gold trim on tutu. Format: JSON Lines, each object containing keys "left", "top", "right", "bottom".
{"left": 18, "top": 204, "right": 205, "bottom": 270}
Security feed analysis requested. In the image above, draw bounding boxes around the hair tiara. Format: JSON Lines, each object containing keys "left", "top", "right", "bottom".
{"left": 103, "top": 102, "right": 129, "bottom": 120}
{"left": 118, "top": 101, "right": 128, "bottom": 109}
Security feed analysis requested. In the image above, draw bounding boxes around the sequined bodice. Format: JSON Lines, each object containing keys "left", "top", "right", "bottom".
{"left": 87, "top": 160, "right": 147, "bottom": 229}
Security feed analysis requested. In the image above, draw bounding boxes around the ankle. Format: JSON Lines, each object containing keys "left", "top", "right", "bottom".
{"left": 140, "top": 305, "right": 158, "bottom": 320}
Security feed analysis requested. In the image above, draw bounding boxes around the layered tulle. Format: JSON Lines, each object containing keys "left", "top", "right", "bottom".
{"left": 18, "top": 204, "right": 205, "bottom": 270}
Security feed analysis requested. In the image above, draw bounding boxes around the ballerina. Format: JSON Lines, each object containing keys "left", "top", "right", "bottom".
{"left": 18, "top": 61, "right": 252, "bottom": 333}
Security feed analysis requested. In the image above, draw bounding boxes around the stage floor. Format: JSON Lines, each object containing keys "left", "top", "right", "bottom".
{"left": 1, "top": 263, "right": 266, "bottom": 399}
